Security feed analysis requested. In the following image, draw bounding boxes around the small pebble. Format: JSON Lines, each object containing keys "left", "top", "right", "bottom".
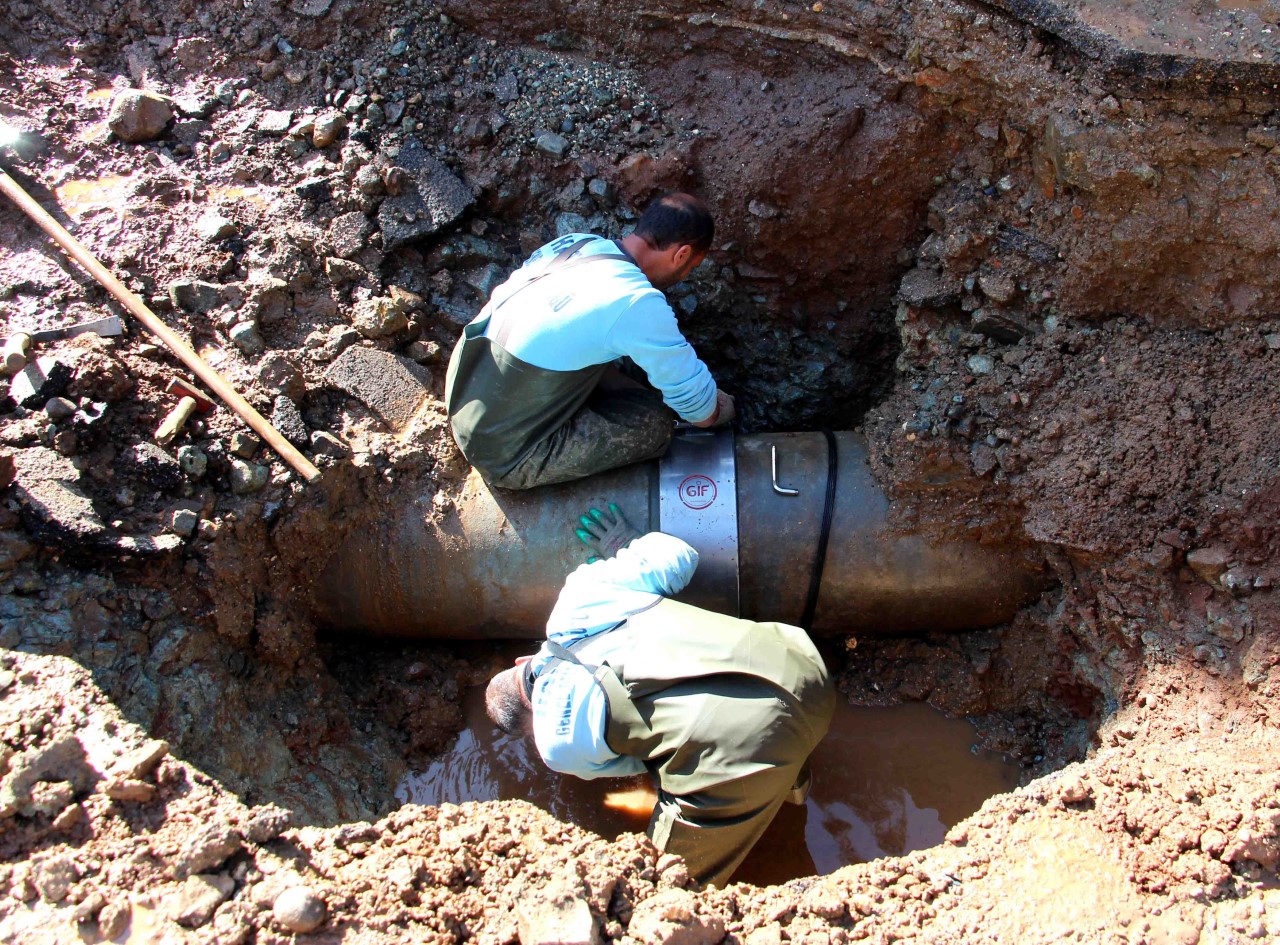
{"left": 230, "top": 431, "right": 261, "bottom": 460}
{"left": 44, "top": 397, "right": 76, "bottom": 421}
{"left": 273, "top": 886, "right": 326, "bottom": 934}
{"left": 170, "top": 508, "right": 199, "bottom": 537}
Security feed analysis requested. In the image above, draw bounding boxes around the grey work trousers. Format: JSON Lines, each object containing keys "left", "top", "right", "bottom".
{"left": 485, "top": 387, "right": 674, "bottom": 490}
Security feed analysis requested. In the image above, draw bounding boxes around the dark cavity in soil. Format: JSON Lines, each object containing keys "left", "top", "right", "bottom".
{"left": 397, "top": 684, "right": 1019, "bottom": 885}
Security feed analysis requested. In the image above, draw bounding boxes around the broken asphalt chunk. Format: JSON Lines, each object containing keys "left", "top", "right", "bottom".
{"left": 323, "top": 346, "right": 430, "bottom": 432}
{"left": 377, "top": 137, "right": 474, "bottom": 252}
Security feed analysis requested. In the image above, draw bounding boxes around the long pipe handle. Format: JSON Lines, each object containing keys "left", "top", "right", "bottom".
{"left": 0, "top": 168, "right": 320, "bottom": 483}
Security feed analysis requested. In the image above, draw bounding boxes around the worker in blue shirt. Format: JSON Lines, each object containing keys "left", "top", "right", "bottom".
{"left": 445, "top": 193, "right": 735, "bottom": 490}
{"left": 484, "top": 504, "right": 834, "bottom": 887}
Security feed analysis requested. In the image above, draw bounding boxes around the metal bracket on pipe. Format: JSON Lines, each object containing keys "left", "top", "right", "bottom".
{"left": 771, "top": 445, "right": 800, "bottom": 496}
{"left": 659, "top": 427, "right": 740, "bottom": 617}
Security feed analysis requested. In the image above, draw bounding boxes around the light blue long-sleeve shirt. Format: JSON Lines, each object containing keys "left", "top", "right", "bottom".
{"left": 482, "top": 235, "right": 718, "bottom": 423}
{"left": 529, "top": 533, "right": 699, "bottom": 779}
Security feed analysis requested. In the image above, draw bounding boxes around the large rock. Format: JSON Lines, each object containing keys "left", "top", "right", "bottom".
{"left": 10, "top": 438, "right": 191, "bottom": 554}
{"left": 108, "top": 90, "right": 173, "bottom": 143}
{"left": 9, "top": 447, "right": 107, "bottom": 544}
{"left": 323, "top": 347, "right": 430, "bottom": 432}
{"left": 517, "top": 877, "right": 599, "bottom": 945}
{"left": 377, "top": 137, "right": 474, "bottom": 252}
{"left": 627, "top": 889, "right": 725, "bottom": 945}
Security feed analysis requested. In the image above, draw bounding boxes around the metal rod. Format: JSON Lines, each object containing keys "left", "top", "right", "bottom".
{"left": 771, "top": 445, "right": 800, "bottom": 496}
{"left": 0, "top": 168, "right": 321, "bottom": 483}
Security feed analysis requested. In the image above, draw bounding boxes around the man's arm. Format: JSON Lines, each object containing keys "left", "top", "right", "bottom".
{"left": 546, "top": 532, "right": 699, "bottom": 647}
{"left": 607, "top": 294, "right": 718, "bottom": 423}
{"left": 530, "top": 524, "right": 696, "bottom": 779}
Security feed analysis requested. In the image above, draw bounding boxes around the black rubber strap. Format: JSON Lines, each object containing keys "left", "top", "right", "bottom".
{"left": 800, "top": 429, "right": 838, "bottom": 631}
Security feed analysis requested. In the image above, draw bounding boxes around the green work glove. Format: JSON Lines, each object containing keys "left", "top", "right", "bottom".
{"left": 574, "top": 502, "right": 640, "bottom": 560}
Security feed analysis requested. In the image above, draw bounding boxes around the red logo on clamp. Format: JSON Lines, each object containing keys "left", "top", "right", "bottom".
{"left": 679, "top": 475, "right": 717, "bottom": 510}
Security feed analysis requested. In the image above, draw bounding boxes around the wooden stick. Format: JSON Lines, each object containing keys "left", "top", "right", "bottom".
{"left": 0, "top": 168, "right": 321, "bottom": 483}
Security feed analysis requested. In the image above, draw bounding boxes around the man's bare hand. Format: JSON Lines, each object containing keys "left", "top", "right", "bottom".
{"left": 692, "top": 389, "right": 735, "bottom": 429}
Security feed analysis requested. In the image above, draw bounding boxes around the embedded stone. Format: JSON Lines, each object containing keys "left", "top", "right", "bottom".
{"left": 899, "top": 267, "right": 960, "bottom": 307}
{"left": 172, "top": 825, "right": 243, "bottom": 878}
{"left": 228, "top": 322, "right": 265, "bottom": 356}
{"left": 271, "top": 395, "right": 309, "bottom": 448}
{"left": 328, "top": 211, "right": 374, "bottom": 259}
{"left": 517, "top": 877, "right": 599, "bottom": 945}
{"left": 108, "top": 89, "right": 173, "bottom": 142}
{"left": 168, "top": 874, "right": 233, "bottom": 928}
{"left": 196, "top": 211, "right": 237, "bottom": 241}
{"left": 168, "top": 278, "right": 224, "bottom": 314}
{"left": 351, "top": 295, "right": 410, "bottom": 339}
{"left": 273, "top": 885, "right": 326, "bottom": 933}
{"left": 229, "top": 459, "right": 269, "bottom": 495}
{"left": 312, "top": 110, "right": 346, "bottom": 148}
{"left": 1186, "top": 546, "right": 1231, "bottom": 583}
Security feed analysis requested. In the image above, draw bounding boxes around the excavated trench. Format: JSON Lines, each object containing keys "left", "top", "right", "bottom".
{"left": 1, "top": 0, "right": 1279, "bottom": 941}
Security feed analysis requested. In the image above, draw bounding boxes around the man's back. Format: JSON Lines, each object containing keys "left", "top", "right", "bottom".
{"left": 525, "top": 531, "right": 834, "bottom": 886}
{"left": 445, "top": 235, "right": 716, "bottom": 485}
{"left": 444, "top": 193, "right": 725, "bottom": 490}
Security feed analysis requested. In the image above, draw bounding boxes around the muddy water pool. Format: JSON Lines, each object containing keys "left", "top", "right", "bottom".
{"left": 396, "top": 685, "right": 1019, "bottom": 886}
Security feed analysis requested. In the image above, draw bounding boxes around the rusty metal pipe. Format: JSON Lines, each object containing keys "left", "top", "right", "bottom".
{"left": 316, "top": 432, "right": 1047, "bottom": 639}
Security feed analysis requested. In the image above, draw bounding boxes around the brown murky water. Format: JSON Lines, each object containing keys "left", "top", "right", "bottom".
{"left": 397, "top": 685, "right": 1019, "bottom": 885}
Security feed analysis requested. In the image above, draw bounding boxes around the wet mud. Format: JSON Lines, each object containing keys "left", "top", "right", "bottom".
{"left": 396, "top": 686, "right": 1020, "bottom": 888}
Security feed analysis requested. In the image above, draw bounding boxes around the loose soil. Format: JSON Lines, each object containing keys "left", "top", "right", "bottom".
{"left": 2, "top": 1, "right": 1279, "bottom": 943}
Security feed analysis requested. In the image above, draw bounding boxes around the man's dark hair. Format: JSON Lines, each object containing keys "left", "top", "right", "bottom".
{"left": 634, "top": 192, "right": 715, "bottom": 253}
{"left": 485, "top": 668, "right": 531, "bottom": 734}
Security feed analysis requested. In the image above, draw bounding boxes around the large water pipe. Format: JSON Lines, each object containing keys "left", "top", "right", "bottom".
{"left": 317, "top": 431, "right": 1048, "bottom": 639}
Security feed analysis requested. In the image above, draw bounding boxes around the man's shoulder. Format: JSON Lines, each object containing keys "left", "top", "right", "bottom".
{"left": 528, "top": 232, "right": 608, "bottom": 261}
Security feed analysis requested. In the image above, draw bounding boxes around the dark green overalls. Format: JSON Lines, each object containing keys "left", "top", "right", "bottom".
{"left": 544, "top": 598, "right": 835, "bottom": 887}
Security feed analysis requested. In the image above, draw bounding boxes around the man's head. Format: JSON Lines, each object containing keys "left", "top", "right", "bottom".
{"left": 634, "top": 192, "right": 715, "bottom": 255}
{"left": 485, "top": 659, "right": 533, "bottom": 734}
{"left": 624, "top": 192, "right": 714, "bottom": 290}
